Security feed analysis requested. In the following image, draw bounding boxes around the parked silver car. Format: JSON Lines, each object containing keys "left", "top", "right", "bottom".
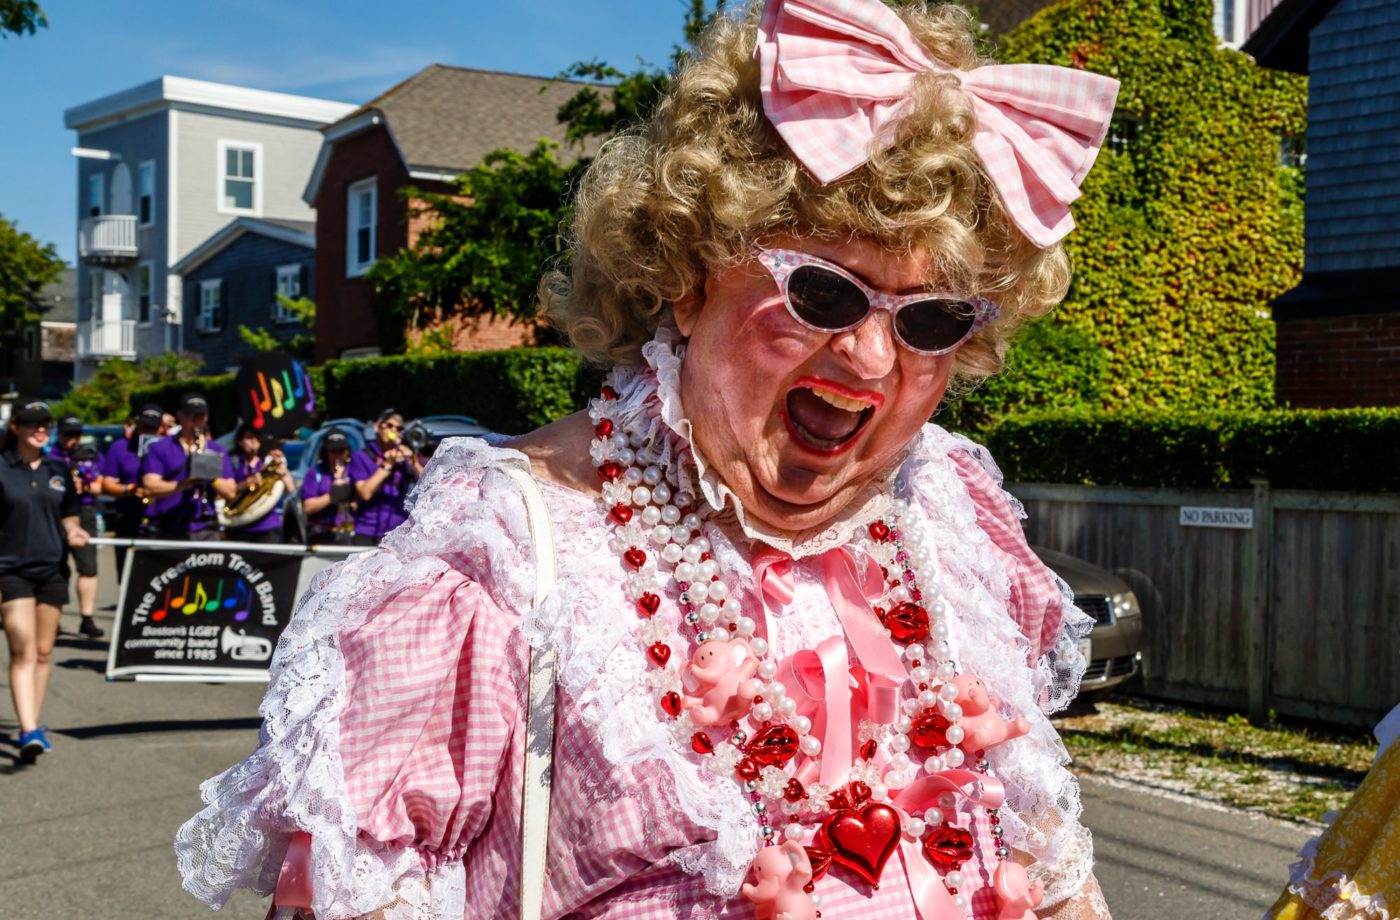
{"left": 1032, "top": 546, "right": 1144, "bottom": 697}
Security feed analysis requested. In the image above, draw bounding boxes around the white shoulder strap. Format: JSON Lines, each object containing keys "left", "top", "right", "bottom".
{"left": 501, "top": 463, "right": 558, "bottom": 920}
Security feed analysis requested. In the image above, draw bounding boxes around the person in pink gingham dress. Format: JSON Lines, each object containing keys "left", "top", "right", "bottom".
{"left": 176, "top": 1, "right": 1119, "bottom": 918}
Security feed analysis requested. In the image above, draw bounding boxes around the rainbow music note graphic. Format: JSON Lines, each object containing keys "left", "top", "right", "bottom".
{"left": 182, "top": 581, "right": 208, "bottom": 616}
{"left": 249, "top": 389, "right": 266, "bottom": 429}
{"left": 228, "top": 580, "right": 252, "bottom": 622}
{"left": 270, "top": 377, "right": 286, "bottom": 419}
{"left": 291, "top": 362, "right": 305, "bottom": 401}
{"left": 203, "top": 579, "right": 225, "bottom": 613}
{"left": 169, "top": 576, "right": 191, "bottom": 611}
{"left": 294, "top": 360, "right": 315, "bottom": 412}
{"left": 280, "top": 370, "right": 296, "bottom": 411}
{"left": 151, "top": 588, "right": 172, "bottom": 623}
{"left": 257, "top": 372, "right": 273, "bottom": 412}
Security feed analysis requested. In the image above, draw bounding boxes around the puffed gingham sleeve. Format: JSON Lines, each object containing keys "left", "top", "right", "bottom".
{"left": 175, "top": 439, "right": 539, "bottom": 920}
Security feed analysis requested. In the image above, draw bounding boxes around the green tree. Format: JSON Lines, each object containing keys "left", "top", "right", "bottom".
{"left": 0, "top": 214, "right": 63, "bottom": 326}
{"left": 998, "top": 0, "right": 1307, "bottom": 410}
{"left": 239, "top": 294, "right": 315, "bottom": 360}
{"left": 1, "top": 0, "right": 45, "bottom": 39}
{"left": 52, "top": 352, "right": 205, "bottom": 424}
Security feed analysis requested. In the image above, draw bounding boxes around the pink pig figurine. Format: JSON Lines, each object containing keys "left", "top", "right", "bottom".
{"left": 741, "top": 840, "right": 817, "bottom": 920}
{"left": 681, "top": 639, "right": 761, "bottom": 725}
{"left": 950, "top": 674, "right": 1030, "bottom": 754}
{"left": 993, "top": 860, "right": 1044, "bottom": 920}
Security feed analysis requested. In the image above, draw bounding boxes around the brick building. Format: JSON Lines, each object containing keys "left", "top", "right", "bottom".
{"left": 1245, "top": 0, "right": 1400, "bottom": 407}
{"left": 303, "top": 66, "right": 596, "bottom": 362}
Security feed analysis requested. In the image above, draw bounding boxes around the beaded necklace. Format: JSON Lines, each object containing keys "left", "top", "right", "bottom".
{"left": 587, "top": 382, "right": 1040, "bottom": 919}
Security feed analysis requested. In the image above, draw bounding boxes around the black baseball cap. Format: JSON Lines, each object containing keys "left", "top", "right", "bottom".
{"left": 322, "top": 429, "right": 351, "bottom": 451}
{"left": 58, "top": 415, "right": 83, "bottom": 436}
{"left": 135, "top": 404, "right": 163, "bottom": 428}
{"left": 376, "top": 408, "right": 403, "bottom": 424}
{"left": 11, "top": 401, "right": 53, "bottom": 426}
{"left": 179, "top": 394, "right": 210, "bottom": 415}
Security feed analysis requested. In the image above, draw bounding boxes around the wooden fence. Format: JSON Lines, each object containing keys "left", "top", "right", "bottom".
{"left": 1009, "top": 481, "right": 1400, "bottom": 729}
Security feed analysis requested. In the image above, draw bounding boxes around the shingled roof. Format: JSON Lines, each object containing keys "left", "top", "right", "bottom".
{"left": 363, "top": 64, "right": 602, "bottom": 173}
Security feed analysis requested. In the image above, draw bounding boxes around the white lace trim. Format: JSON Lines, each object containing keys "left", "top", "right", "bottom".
{"left": 646, "top": 324, "right": 899, "bottom": 559}
{"left": 174, "top": 439, "right": 535, "bottom": 920}
{"left": 1273, "top": 812, "right": 1393, "bottom": 920}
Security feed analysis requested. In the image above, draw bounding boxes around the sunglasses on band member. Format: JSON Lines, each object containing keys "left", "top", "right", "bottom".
{"left": 756, "top": 249, "right": 999, "bottom": 356}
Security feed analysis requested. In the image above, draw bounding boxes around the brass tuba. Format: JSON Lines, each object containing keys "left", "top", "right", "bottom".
{"left": 219, "top": 457, "right": 286, "bottom": 529}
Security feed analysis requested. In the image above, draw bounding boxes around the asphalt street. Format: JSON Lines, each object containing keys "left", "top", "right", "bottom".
{"left": 0, "top": 548, "right": 1313, "bottom": 918}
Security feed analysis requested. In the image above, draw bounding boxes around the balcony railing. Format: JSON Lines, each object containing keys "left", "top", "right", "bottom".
{"left": 78, "top": 214, "right": 139, "bottom": 263}
{"left": 77, "top": 319, "right": 137, "bottom": 359}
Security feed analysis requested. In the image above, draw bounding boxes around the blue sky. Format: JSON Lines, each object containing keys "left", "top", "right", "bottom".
{"left": 0, "top": 0, "right": 687, "bottom": 264}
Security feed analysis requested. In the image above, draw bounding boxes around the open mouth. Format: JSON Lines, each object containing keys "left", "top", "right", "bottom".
{"left": 783, "top": 381, "right": 878, "bottom": 454}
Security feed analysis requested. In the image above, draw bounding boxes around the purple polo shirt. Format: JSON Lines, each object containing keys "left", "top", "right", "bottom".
{"left": 48, "top": 443, "right": 97, "bottom": 506}
{"left": 347, "top": 442, "right": 416, "bottom": 538}
{"left": 101, "top": 436, "right": 145, "bottom": 530}
{"left": 226, "top": 453, "right": 283, "bottom": 534}
{"left": 301, "top": 462, "right": 352, "bottom": 530}
{"left": 141, "top": 436, "right": 233, "bottom": 534}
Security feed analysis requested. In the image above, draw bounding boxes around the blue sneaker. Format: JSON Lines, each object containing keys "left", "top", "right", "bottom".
{"left": 18, "top": 727, "right": 50, "bottom": 763}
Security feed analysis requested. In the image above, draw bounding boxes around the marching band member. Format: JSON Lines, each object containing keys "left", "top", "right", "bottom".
{"left": 225, "top": 423, "right": 295, "bottom": 545}
{"left": 140, "top": 395, "right": 235, "bottom": 542}
{"left": 47, "top": 415, "right": 102, "bottom": 638}
{"left": 347, "top": 409, "right": 422, "bottom": 545}
{"left": 299, "top": 429, "right": 356, "bottom": 545}
{"left": 100, "top": 404, "right": 164, "bottom": 576}
{"left": 1, "top": 402, "right": 90, "bottom": 762}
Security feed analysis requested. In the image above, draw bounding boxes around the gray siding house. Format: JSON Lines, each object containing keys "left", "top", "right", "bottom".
{"left": 63, "top": 77, "right": 354, "bottom": 381}
{"left": 1245, "top": 0, "right": 1400, "bottom": 407}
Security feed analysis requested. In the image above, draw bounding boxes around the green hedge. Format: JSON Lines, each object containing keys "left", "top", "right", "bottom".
{"left": 983, "top": 408, "right": 1400, "bottom": 492}
{"left": 322, "top": 347, "right": 600, "bottom": 435}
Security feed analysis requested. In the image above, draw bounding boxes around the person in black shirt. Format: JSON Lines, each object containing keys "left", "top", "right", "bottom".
{"left": 0, "top": 402, "right": 91, "bottom": 763}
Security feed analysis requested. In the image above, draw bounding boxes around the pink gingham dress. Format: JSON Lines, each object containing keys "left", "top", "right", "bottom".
{"left": 175, "top": 338, "right": 1098, "bottom": 920}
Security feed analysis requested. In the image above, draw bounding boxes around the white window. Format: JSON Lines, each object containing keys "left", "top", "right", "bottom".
{"left": 198, "top": 279, "right": 223, "bottom": 332}
{"left": 346, "top": 177, "right": 377, "bottom": 276}
{"left": 138, "top": 262, "right": 153, "bottom": 324}
{"left": 274, "top": 263, "right": 303, "bottom": 322}
{"left": 138, "top": 161, "right": 156, "bottom": 226}
{"left": 218, "top": 141, "right": 261, "bottom": 214}
{"left": 87, "top": 172, "right": 104, "bottom": 217}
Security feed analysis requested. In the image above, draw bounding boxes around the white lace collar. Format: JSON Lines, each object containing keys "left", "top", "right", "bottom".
{"left": 626, "top": 324, "right": 908, "bottom": 559}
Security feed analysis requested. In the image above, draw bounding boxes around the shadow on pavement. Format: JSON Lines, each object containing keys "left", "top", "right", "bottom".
{"left": 58, "top": 717, "right": 263, "bottom": 740}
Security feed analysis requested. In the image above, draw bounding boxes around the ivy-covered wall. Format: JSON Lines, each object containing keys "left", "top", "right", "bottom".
{"left": 998, "top": 0, "right": 1308, "bottom": 410}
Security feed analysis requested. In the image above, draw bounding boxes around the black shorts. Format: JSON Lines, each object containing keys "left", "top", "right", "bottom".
{"left": 70, "top": 506, "right": 99, "bottom": 577}
{"left": 0, "top": 571, "right": 69, "bottom": 607}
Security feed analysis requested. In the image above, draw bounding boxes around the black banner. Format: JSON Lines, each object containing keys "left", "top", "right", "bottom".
{"left": 107, "top": 547, "right": 304, "bottom": 679}
{"left": 234, "top": 351, "right": 316, "bottom": 440}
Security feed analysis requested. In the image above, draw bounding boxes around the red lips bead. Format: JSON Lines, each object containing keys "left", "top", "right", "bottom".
{"left": 660, "top": 691, "right": 682, "bottom": 717}
{"left": 636, "top": 593, "right": 661, "bottom": 618}
{"left": 805, "top": 846, "right": 833, "bottom": 882}
{"left": 646, "top": 642, "right": 671, "bottom": 668}
{"left": 910, "top": 711, "right": 952, "bottom": 750}
{"left": 880, "top": 602, "right": 931, "bottom": 644}
{"left": 746, "top": 724, "right": 800, "bottom": 768}
{"left": 822, "top": 803, "right": 902, "bottom": 888}
{"left": 923, "top": 825, "right": 975, "bottom": 871}
{"left": 623, "top": 548, "right": 647, "bottom": 571}
{"left": 598, "top": 461, "right": 624, "bottom": 482}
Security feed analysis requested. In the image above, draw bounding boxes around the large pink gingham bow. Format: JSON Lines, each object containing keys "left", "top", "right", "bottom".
{"left": 756, "top": 0, "right": 1120, "bottom": 247}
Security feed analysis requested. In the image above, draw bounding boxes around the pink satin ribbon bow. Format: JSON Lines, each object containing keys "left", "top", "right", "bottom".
{"left": 755, "top": 0, "right": 1120, "bottom": 247}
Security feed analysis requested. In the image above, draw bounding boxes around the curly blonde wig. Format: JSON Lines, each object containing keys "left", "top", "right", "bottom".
{"left": 541, "top": 0, "right": 1071, "bottom": 379}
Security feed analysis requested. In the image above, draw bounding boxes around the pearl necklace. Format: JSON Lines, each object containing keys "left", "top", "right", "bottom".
{"left": 588, "top": 383, "right": 1024, "bottom": 917}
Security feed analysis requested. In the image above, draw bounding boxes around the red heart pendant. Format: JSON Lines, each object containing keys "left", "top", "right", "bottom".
{"left": 647, "top": 642, "right": 671, "bottom": 668}
{"left": 735, "top": 757, "right": 760, "bottom": 780}
{"left": 911, "top": 711, "right": 951, "bottom": 750}
{"left": 601, "top": 385, "right": 619, "bottom": 400}
{"left": 880, "top": 602, "right": 931, "bottom": 644}
{"left": 923, "top": 825, "right": 974, "bottom": 871}
{"left": 746, "top": 724, "right": 800, "bottom": 768}
{"left": 609, "top": 503, "right": 633, "bottom": 525}
{"left": 660, "top": 691, "right": 681, "bottom": 717}
{"left": 827, "top": 787, "right": 852, "bottom": 812}
{"left": 598, "top": 461, "right": 623, "bottom": 482}
{"left": 784, "top": 778, "right": 806, "bottom": 803}
{"left": 805, "top": 846, "right": 833, "bottom": 882}
{"left": 849, "top": 781, "right": 872, "bottom": 805}
{"left": 822, "top": 803, "right": 901, "bottom": 888}
{"left": 594, "top": 418, "right": 614, "bottom": 439}
{"left": 636, "top": 593, "right": 661, "bottom": 618}
{"left": 691, "top": 731, "right": 714, "bottom": 755}
{"left": 623, "top": 548, "right": 646, "bottom": 570}
{"left": 869, "top": 521, "right": 892, "bottom": 543}
{"left": 859, "top": 739, "right": 878, "bottom": 761}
